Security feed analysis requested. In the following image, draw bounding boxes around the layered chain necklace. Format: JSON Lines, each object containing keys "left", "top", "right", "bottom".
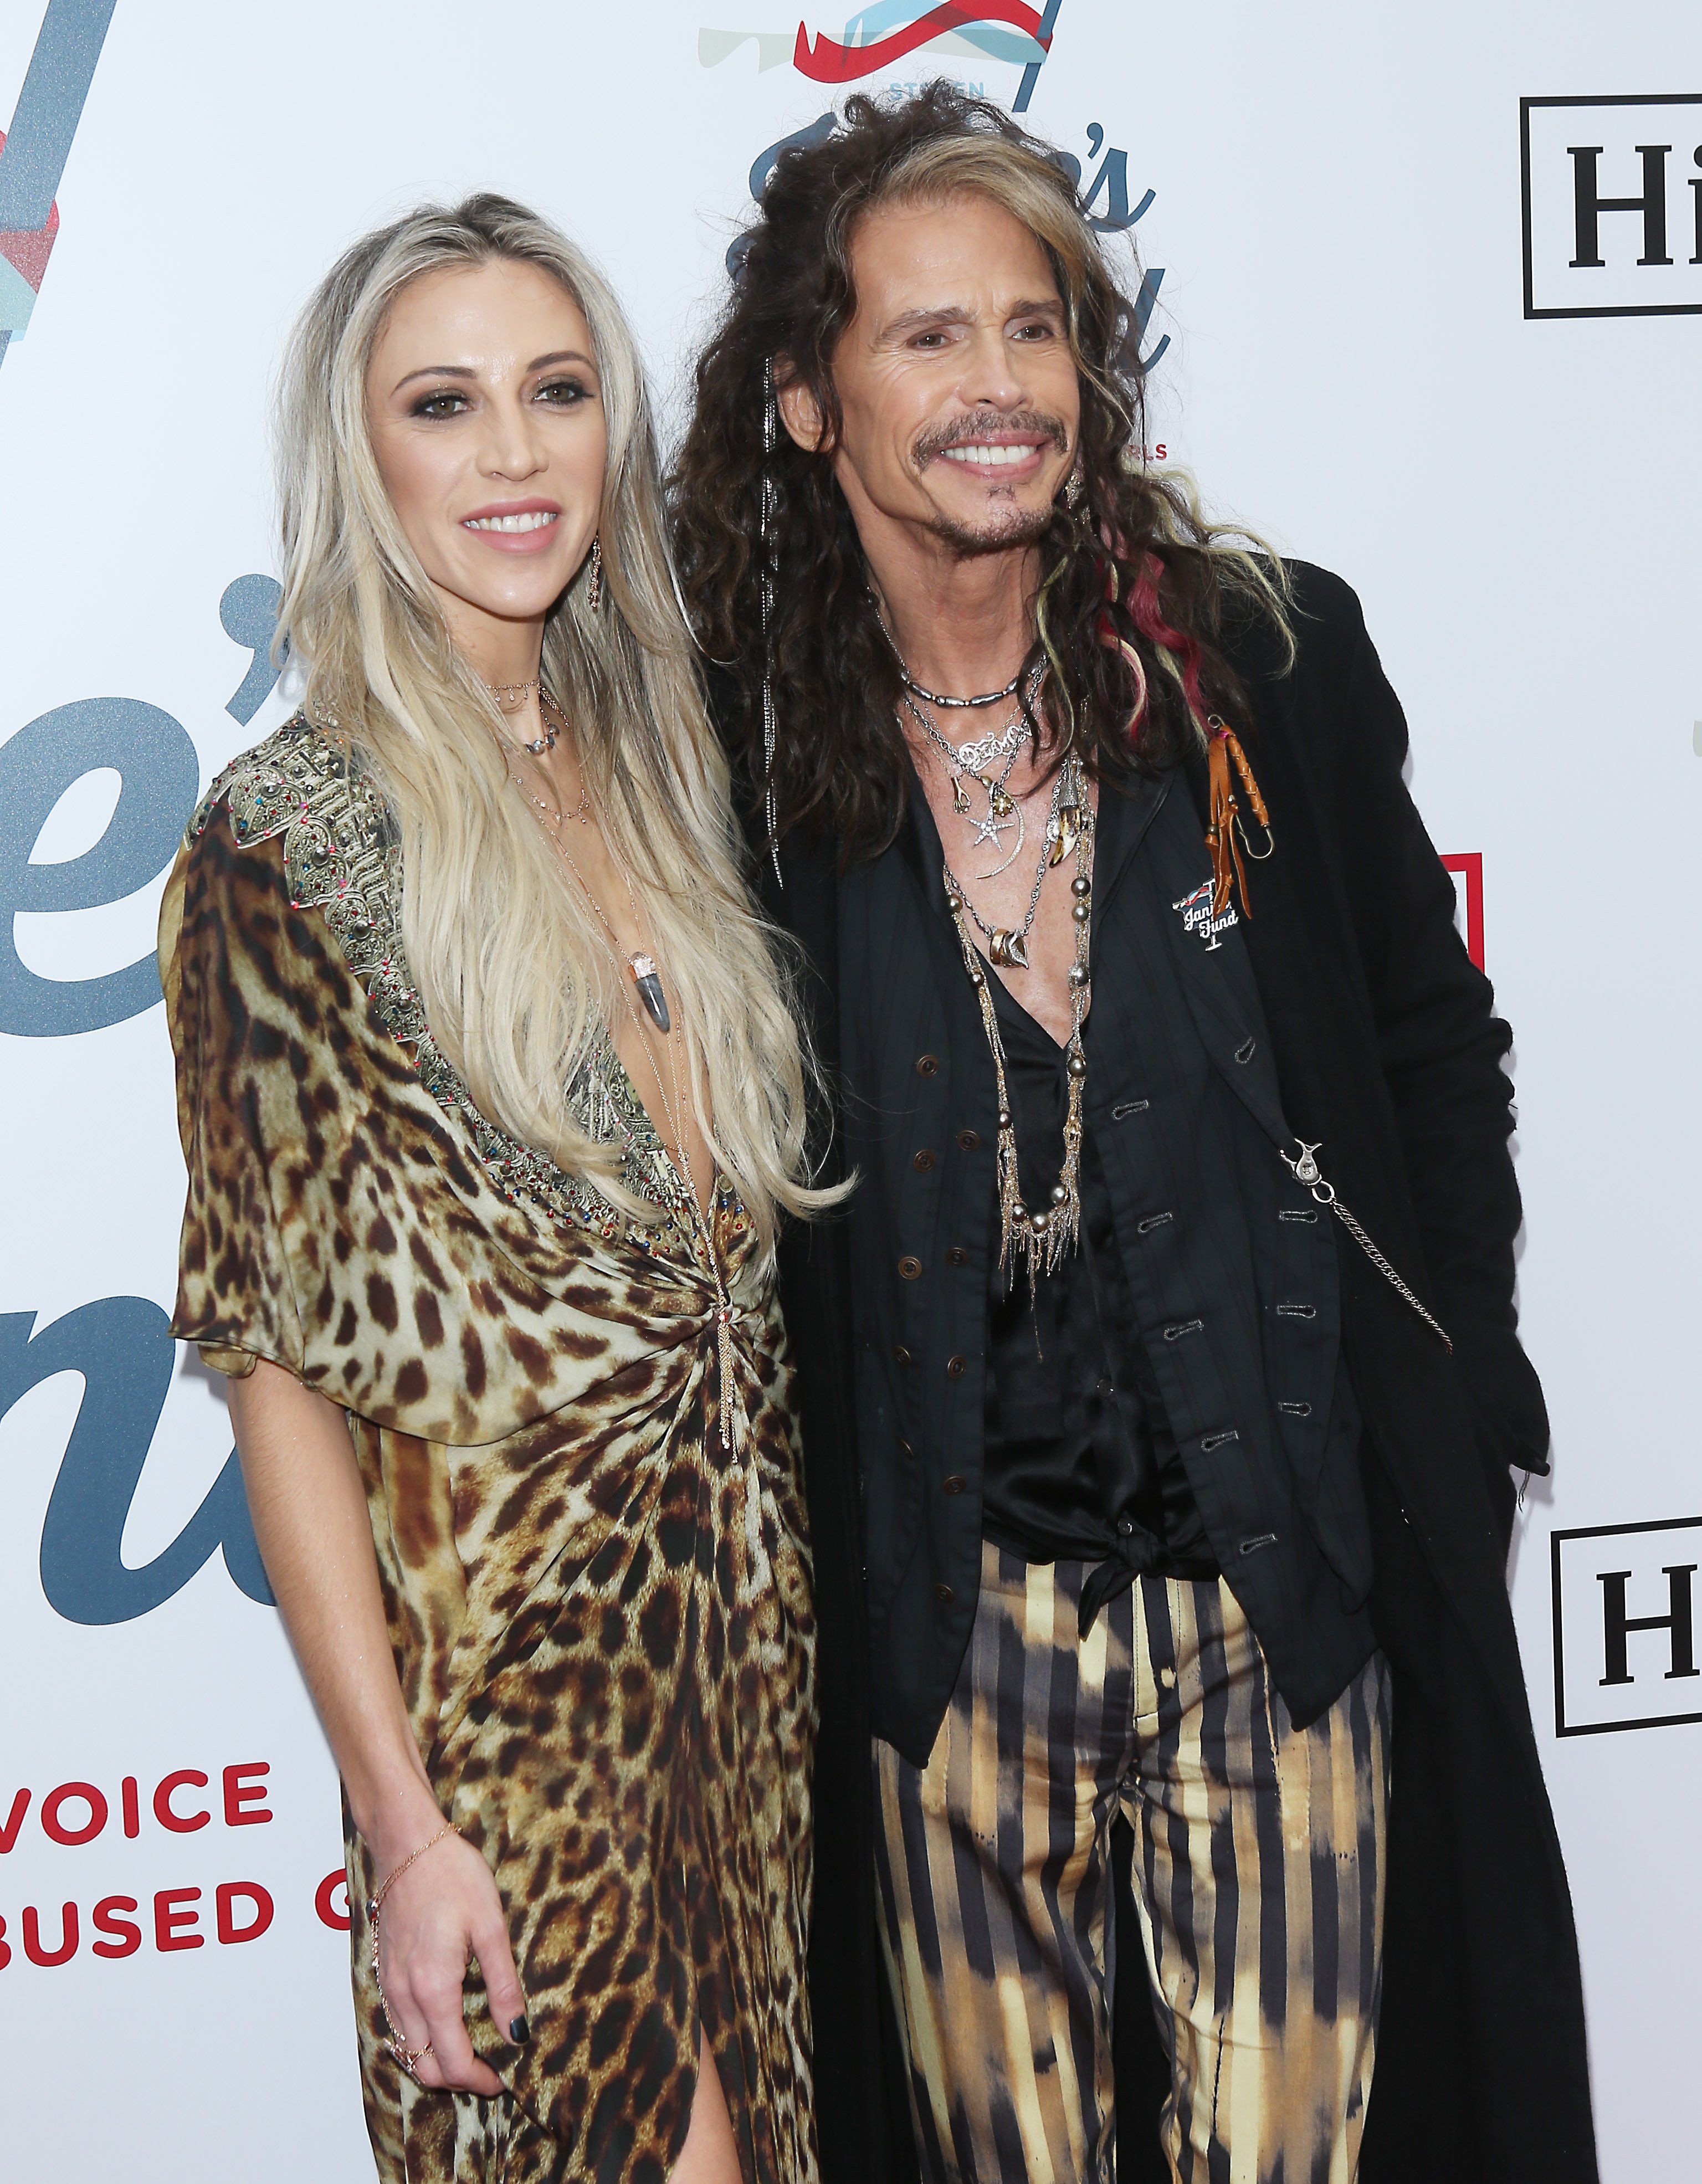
{"left": 935, "top": 750, "right": 1094, "bottom": 1284}
{"left": 502, "top": 699, "right": 661, "bottom": 1031}
{"left": 495, "top": 700, "right": 745, "bottom": 1451}
{"left": 899, "top": 667, "right": 1044, "bottom": 879}
{"left": 880, "top": 602, "right": 1096, "bottom": 1278}
{"left": 489, "top": 677, "right": 561, "bottom": 759}
{"left": 891, "top": 637, "right": 1096, "bottom": 1282}
{"left": 877, "top": 597, "right": 1045, "bottom": 879}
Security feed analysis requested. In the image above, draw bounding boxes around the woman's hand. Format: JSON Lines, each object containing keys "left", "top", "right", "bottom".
{"left": 371, "top": 1828, "right": 530, "bottom": 2096}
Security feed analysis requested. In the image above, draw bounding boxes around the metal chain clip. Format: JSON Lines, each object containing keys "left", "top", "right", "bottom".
{"left": 1281, "top": 1141, "right": 1453, "bottom": 1355}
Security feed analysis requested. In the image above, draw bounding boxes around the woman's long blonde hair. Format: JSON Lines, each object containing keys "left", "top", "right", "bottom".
{"left": 276, "top": 193, "right": 821, "bottom": 1251}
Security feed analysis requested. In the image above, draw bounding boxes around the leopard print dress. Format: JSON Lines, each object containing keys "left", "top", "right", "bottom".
{"left": 158, "top": 717, "right": 817, "bottom": 2184}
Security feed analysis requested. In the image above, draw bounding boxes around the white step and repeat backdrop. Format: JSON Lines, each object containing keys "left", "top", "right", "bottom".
{"left": 0, "top": 2, "right": 1694, "bottom": 2174}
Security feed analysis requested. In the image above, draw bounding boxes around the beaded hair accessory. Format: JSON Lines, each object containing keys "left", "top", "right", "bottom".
{"left": 760, "top": 358, "right": 782, "bottom": 885}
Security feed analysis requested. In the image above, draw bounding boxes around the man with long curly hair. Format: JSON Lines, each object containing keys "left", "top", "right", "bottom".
{"left": 673, "top": 84, "right": 1596, "bottom": 2184}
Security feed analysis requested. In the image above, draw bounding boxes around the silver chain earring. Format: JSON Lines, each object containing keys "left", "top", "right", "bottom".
{"left": 760, "top": 360, "right": 782, "bottom": 886}
{"left": 586, "top": 534, "right": 603, "bottom": 612}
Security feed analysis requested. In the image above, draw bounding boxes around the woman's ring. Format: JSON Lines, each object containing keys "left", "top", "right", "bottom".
{"left": 387, "top": 2035, "right": 434, "bottom": 2077}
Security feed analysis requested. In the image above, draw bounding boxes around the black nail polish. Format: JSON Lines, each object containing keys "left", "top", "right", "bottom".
{"left": 509, "top": 2014, "right": 531, "bottom": 2044}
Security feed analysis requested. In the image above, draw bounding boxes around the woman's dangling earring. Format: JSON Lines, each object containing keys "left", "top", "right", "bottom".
{"left": 586, "top": 534, "right": 603, "bottom": 613}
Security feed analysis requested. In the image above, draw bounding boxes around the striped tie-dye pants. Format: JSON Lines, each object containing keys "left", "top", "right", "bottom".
{"left": 873, "top": 1542, "right": 1391, "bottom": 2183}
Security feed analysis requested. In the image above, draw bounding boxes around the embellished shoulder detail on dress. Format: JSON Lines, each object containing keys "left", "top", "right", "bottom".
{"left": 191, "top": 715, "right": 694, "bottom": 1250}
{"left": 190, "top": 712, "right": 423, "bottom": 1031}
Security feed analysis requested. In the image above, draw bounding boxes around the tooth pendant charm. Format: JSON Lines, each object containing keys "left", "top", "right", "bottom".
{"left": 1046, "top": 804, "right": 1081, "bottom": 868}
{"left": 950, "top": 774, "right": 972, "bottom": 814}
{"left": 626, "top": 953, "right": 671, "bottom": 1033}
{"left": 989, "top": 928, "right": 1029, "bottom": 969}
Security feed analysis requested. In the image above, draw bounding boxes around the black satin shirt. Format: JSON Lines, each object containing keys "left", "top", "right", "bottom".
{"left": 981, "top": 965, "right": 1218, "bottom": 1610}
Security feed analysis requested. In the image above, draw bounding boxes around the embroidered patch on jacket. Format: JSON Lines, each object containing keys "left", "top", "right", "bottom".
{"left": 1172, "top": 878, "right": 1239, "bottom": 951}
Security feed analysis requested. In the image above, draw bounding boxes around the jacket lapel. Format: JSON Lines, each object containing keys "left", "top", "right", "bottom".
{"left": 1141, "top": 768, "right": 1293, "bottom": 1153}
{"left": 1090, "top": 766, "right": 1171, "bottom": 925}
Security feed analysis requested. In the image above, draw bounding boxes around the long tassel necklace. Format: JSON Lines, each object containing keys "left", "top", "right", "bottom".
{"left": 936, "top": 750, "right": 1094, "bottom": 1282}
{"left": 639, "top": 994, "right": 746, "bottom": 1459}
{"left": 499, "top": 713, "right": 744, "bottom": 1451}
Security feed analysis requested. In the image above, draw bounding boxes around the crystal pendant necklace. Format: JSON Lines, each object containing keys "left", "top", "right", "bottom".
{"left": 548, "top": 833, "right": 672, "bottom": 1035}
{"left": 500, "top": 736, "right": 672, "bottom": 1034}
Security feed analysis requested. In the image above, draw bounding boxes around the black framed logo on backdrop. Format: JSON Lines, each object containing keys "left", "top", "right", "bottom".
{"left": 1521, "top": 94, "right": 1702, "bottom": 318}
{"left": 1552, "top": 1515, "right": 1702, "bottom": 1735}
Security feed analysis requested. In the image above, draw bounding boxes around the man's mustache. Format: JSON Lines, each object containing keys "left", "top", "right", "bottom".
{"left": 912, "top": 409, "right": 1071, "bottom": 467}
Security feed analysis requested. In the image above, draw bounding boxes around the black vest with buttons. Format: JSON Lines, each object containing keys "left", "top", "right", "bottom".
{"left": 839, "top": 765, "right": 1376, "bottom": 1760}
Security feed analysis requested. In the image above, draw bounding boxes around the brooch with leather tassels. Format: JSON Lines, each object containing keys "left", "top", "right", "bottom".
{"left": 1094, "top": 549, "right": 1276, "bottom": 921}
{"left": 1203, "top": 713, "right": 1274, "bottom": 917}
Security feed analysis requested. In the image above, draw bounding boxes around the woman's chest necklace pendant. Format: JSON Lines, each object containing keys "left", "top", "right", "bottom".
{"left": 626, "top": 953, "right": 671, "bottom": 1033}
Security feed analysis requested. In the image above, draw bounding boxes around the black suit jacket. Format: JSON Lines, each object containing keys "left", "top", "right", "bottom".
{"left": 735, "top": 563, "right": 1597, "bottom": 2183}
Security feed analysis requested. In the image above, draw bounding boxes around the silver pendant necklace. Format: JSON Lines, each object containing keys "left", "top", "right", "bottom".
{"left": 939, "top": 754, "right": 1088, "bottom": 970}
{"left": 872, "top": 591, "right": 1030, "bottom": 710}
{"left": 903, "top": 663, "right": 1045, "bottom": 878}
{"left": 498, "top": 725, "right": 671, "bottom": 1034}
{"left": 939, "top": 753, "right": 1095, "bottom": 1284}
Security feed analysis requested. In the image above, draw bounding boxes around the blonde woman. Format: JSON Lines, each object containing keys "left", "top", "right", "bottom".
{"left": 158, "top": 197, "right": 823, "bottom": 2184}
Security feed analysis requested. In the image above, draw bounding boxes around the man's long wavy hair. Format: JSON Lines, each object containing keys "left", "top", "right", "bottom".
{"left": 672, "top": 84, "right": 1292, "bottom": 862}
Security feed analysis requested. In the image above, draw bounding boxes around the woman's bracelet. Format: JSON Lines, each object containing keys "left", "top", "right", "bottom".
{"left": 367, "top": 1821, "right": 460, "bottom": 2079}
{"left": 371, "top": 1822, "right": 458, "bottom": 1915}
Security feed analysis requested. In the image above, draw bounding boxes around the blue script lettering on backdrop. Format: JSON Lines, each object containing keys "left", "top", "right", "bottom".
{"left": 0, "top": 1297, "right": 274, "bottom": 1623}
{"left": 219, "top": 574, "right": 284, "bottom": 726}
{"left": 0, "top": 574, "right": 281, "bottom": 1038}
{"left": 0, "top": 0, "right": 120, "bottom": 365}
{"left": 727, "top": 112, "right": 1169, "bottom": 367}
{"left": 0, "top": 699, "right": 198, "bottom": 1036}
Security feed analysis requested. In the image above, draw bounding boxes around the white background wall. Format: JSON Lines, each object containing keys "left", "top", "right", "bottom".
{"left": 0, "top": 4, "right": 1694, "bottom": 2174}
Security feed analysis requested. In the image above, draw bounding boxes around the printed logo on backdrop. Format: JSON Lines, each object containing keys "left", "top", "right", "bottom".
{"left": 0, "top": 576, "right": 281, "bottom": 1038}
{"left": 1552, "top": 1516, "right": 1702, "bottom": 1735}
{"left": 0, "top": 0, "right": 119, "bottom": 367}
{"left": 1440, "top": 852, "right": 1484, "bottom": 970}
{"left": 1521, "top": 95, "right": 1702, "bottom": 320}
{"left": 0, "top": 1754, "right": 356, "bottom": 1973}
{"left": 0, "top": 581, "right": 285, "bottom": 1625}
{"left": 700, "top": 2, "right": 1058, "bottom": 107}
{"left": 709, "top": 5, "right": 1173, "bottom": 370}
{"left": 0, "top": 1296, "right": 274, "bottom": 1623}
{"left": 0, "top": 7, "right": 276, "bottom": 1049}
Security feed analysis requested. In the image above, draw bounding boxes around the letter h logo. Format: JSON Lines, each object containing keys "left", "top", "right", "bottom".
{"left": 1553, "top": 1517, "right": 1702, "bottom": 1735}
{"left": 1521, "top": 95, "right": 1702, "bottom": 319}
{"left": 1597, "top": 1564, "right": 1699, "bottom": 1688}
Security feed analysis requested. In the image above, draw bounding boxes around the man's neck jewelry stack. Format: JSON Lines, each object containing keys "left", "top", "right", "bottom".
{"left": 899, "top": 667, "right": 1044, "bottom": 880}
{"left": 940, "top": 751, "right": 1094, "bottom": 1285}
{"left": 879, "top": 615, "right": 1094, "bottom": 1285}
